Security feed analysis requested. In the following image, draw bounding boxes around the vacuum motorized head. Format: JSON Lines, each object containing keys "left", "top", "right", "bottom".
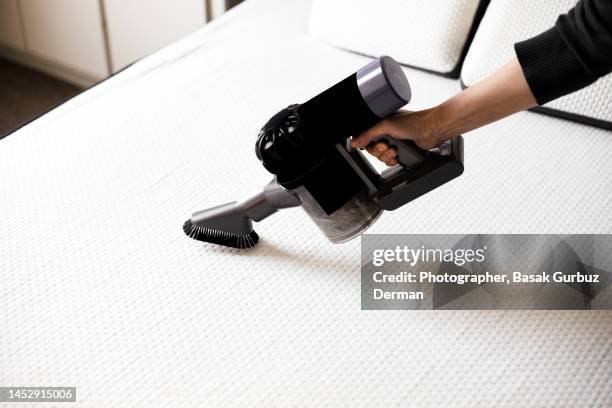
{"left": 184, "top": 56, "right": 463, "bottom": 248}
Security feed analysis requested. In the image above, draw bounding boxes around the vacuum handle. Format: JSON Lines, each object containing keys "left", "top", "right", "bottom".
{"left": 371, "top": 135, "right": 427, "bottom": 169}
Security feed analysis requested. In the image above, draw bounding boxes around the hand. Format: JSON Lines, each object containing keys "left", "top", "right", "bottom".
{"left": 351, "top": 109, "right": 440, "bottom": 166}
{"left": 351, "top": 57, "right": 538, "bottom": 166}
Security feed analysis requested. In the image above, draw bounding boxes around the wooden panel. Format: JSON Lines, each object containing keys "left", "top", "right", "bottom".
{"left": 104, "top": 0, "right": 206, "bottom": 72}
{"left": 19, "top": 0, "right": 109, "bottom": 78}
{"left": 0, "top": 0, "right": 25, "bottom": 50}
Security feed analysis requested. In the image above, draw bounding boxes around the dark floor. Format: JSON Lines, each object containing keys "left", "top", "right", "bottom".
{"left": 0, "top": 58, "right": 83, "bottom": 138}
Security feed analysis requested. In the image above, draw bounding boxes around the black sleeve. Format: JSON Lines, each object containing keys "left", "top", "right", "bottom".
{"left": 514, "top": 0, "right": 612, "bottom": 105}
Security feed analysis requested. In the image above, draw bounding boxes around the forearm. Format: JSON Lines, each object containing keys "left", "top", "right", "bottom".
{"left": 427, "top": 58, "right": 537, "bottom": 142}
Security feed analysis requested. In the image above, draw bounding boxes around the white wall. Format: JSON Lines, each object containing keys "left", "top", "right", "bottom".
{"left": 19, "top": 0, "right": 109, "bottom": 78}
{"left": 0, "top": 0, "right": 26, "bottom": 50}
{"left": 0, "top": 0, "right": 228, "bottom": 86}
{"left": 104, "top": 0, "right": 206, "bottom": 72}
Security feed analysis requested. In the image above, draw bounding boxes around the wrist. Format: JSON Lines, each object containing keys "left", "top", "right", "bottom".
{"left": 421, "top": 107, "right": 445, "bottom": 147}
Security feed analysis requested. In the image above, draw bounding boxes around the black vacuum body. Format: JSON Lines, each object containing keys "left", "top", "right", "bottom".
{"left": 184, "top": 56, "right": 464, "bottom": 248}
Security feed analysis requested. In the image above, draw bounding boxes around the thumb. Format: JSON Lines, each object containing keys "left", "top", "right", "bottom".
{"left": 351, "top": 120, "right": 393, "bottom": 148}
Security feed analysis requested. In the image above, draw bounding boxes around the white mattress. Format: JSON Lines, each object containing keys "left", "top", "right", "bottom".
{"left": 1, "top": 0, "right": 612, "bottom": 406}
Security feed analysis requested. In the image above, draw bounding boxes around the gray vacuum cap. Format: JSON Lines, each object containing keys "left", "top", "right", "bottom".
{"left": 356, "top": 56, "right": 411, "bottom": 118}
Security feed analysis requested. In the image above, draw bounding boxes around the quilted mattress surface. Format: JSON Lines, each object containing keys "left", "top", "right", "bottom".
{"left": 1, "top": 0, "right": 612, "bottom": 406}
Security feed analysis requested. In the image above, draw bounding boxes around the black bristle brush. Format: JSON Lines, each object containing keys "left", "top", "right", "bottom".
{"left": 182, "top": 201, "right": 260, "bottom": 249}
{"left": 182, "top": 219, "right": 259, "bottom": 249}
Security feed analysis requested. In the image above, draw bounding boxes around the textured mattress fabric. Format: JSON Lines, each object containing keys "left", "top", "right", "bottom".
{"left": 1, "top": 0, "right": 612, "bottom": 407}
{"left": 461, "top": 0, "right": 612, "bottom": 124}
{"left": 308, "top": 0, "right": 482, "bottom": 74}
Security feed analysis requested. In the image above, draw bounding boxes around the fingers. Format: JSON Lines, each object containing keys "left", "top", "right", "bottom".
{"left": 380, "top": 147, "right": 397, "bottom": 163}
{"left": 365, "top": 142, "right": 398, "bottom": 166}
{"left": 385, "top": 158, "right": 398, "bottom": 166}
{"left": 366, "top": 142, "right": 389, "bottom": 158}
{"left": 351, "top": 121, "right": 393, "bottom": 148}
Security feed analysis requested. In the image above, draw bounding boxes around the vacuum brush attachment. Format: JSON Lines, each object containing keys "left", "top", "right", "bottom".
{"left": 183, "top": 202, "right": 259, "bottom": 249}
{"left": 183, "top": 180, "right": 301, "bottom": 248}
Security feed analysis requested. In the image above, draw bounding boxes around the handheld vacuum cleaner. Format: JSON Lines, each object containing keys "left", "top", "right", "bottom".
{"left": 183, "top": 56, "right": 464, "bottom": 249}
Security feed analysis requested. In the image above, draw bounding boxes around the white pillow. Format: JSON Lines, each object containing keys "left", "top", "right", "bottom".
{"left": 308, "top": 0, "right": 485, "bottom": 76}
{"left": 461, "top": 0, "right": 612, "bottom": 128}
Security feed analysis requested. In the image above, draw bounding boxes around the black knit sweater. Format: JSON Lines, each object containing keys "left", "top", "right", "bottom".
{"left": 514, "top": 0, "right": 612, "bottom": 105}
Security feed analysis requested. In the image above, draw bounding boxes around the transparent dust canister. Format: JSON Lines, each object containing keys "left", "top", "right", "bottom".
{"left": 294, "top": 185, "right": 382, "bottom": 243}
